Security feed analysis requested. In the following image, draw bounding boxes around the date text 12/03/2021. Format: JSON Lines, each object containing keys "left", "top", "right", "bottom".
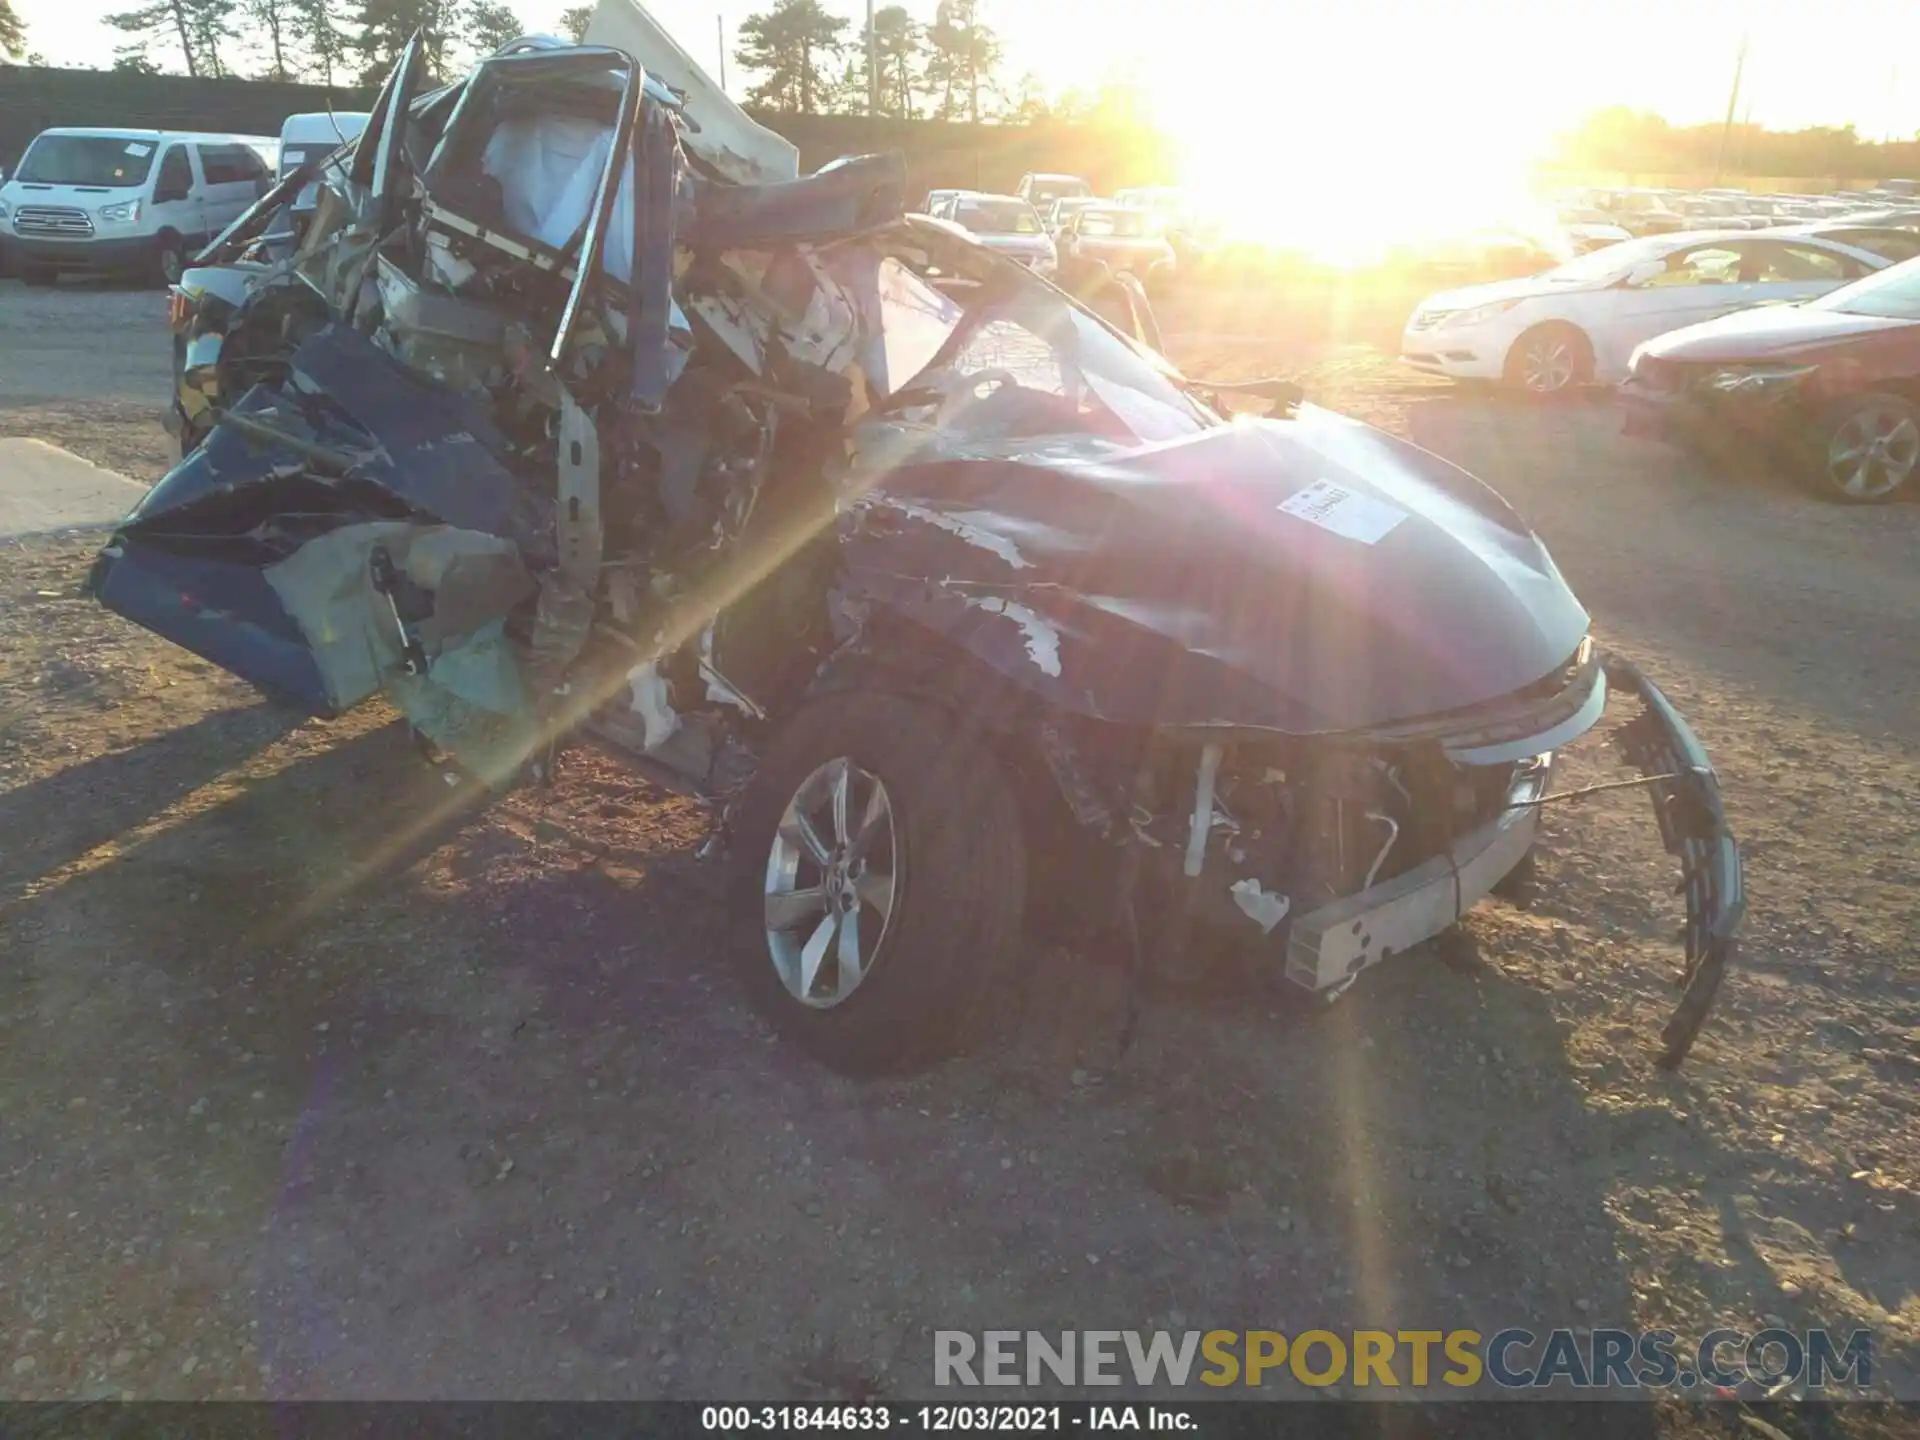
{"left": 701, "top": 1406, "right": 1194, "bottom": 1431}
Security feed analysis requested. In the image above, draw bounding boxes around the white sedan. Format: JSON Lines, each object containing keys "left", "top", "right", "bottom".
{"left": 1401, "top": 230, "right": 1890, "bottom": 394}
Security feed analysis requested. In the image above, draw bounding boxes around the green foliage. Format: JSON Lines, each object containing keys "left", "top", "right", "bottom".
{"left": 871, "top": 5, "right": 919, "bottom": 119}
{"left": 241, "top": 0, "right": 294, "bottom": 78}
{"left": 558, "top": 4, "right": 592, "bottom": 43}
{"left": 290, "top": 0, "right": 354, "bottom": 84}
{"left": 922, "top": 0, "right": 1000, "bottom": 123}
{"left": 1553, "top": 107, "right": 1910, "bottom": 181}
{"left": 467, "top": 0, "right": 520, "bottom": 56}
{"left": 103, "top": 0, "right": 237, "bottom": 78}
{"left": 351, "top": 0, "right": 521, "bottom": 83}
{"left": 0, "top": 0, "right": 26, "bottom": 59}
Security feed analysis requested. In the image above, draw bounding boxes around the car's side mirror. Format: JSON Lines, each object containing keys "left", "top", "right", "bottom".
{"left": 1619, "top": 260, "right": 1667, "bottom": 288}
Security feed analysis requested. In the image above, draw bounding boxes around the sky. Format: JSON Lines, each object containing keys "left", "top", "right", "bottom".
{"left": 10, "top": 0, "right": 1920, "bottom": 145}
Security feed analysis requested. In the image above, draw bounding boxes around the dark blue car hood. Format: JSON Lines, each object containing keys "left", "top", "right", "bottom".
{"left": 843, "top": 407, "right": 1591, "bottom": 734}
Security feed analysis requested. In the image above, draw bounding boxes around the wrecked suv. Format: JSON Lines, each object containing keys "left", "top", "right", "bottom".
{"left": 92, "top": 2, "right": 1742, "bottom": 1076}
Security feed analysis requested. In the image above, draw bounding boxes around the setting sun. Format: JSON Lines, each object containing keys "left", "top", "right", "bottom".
{"left": 1140, "top": 22, "right": 1551, "bottom": 266}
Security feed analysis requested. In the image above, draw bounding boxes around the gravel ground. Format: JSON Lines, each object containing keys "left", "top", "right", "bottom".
{"left": 1, "top": 276, "right": 1917, "bottom": 1421}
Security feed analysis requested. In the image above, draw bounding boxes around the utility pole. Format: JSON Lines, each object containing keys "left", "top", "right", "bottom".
{"left": 1712, "top": 33, "right": 1749, "bottom": 188}
{"left": 866, "top": 0, "right": 878, "bottom": 131}
{"left": 717, "top": 13, "right": 726, "bottom": 90}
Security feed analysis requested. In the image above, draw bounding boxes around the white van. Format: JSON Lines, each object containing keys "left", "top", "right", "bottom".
{"left": 278, "top": 112, "right": 370, "bottom": 192}
{"left": 0, "top": 128, "right": 278, "bottom": 285}
{"left": 272, "top": 111, "right": 371, "bottom": 246}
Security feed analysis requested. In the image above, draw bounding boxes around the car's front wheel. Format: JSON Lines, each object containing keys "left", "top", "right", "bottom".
{"left": 155, "top": 232, "right": 185, "bottom": 287}
{"left": 1811, "top": 392, "right": 1920, "bottom": 503}
{"left": 1504, "top": 322, "right": 1592, "bottom": 396}
{"left": 730, "top": 692, "right": 1026, "bottom": 1075}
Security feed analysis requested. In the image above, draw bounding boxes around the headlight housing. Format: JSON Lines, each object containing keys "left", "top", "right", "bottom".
{"left": 99, "top": 200, "right": 142, "bottom": 224}
{"left": 1439, "top": 299, "right": 1522, "bottom": 329}
{"left": 0, "top": 198, "right": 10, "bottom": 221}
{"left": 1699, "top": 363, "right": 1816, "bottom": 394}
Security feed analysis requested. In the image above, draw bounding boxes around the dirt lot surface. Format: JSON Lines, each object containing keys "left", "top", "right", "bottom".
{"left": 2, "top": 274, "right": 1918, "bottom": 1420}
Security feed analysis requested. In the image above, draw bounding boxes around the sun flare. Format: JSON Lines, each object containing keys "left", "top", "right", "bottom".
{"left": 1143, "top": 29, "right": 1555, "bottom": 267}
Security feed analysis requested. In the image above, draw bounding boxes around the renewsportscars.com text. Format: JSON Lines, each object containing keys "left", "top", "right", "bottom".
{"left": 933, "top": 1328, "right": 1873, "bottom": 1391}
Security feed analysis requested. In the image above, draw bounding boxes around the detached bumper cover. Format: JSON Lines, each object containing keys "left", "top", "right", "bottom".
{"left": 1604, "top": 654, "right": 1743, "bottom": 1067}
{"left": 1282, "top": 650, "right": 1741, "bottom": 1067}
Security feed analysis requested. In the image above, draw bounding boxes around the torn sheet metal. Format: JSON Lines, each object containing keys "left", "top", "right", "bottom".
{"left": 583, "top": 0, "right": 799, "bottom": 185}
{"left": 263, "top": 521, "right": 533, "bottom": 713}
{"left": 689, "top": 152, "right": 906, "bottom": 248}
{"left": 625, "top": 661, "right": 681, "bottom": 750}
{"left": 1230, "top": 878, "right": 1292, "bottom": 934}
{"left": 285, "top": 325, "right": 550, "bottom": 553}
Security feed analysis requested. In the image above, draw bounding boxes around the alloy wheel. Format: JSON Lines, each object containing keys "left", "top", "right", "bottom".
{"left": 1520, "top": 334, "right": 1578, "bottom": 393}
{"left": 764, "top": 756, "right": 900, "bottom": 1010}
{"left": 1827, "top": 403, "right": 1919, "bottom": 500}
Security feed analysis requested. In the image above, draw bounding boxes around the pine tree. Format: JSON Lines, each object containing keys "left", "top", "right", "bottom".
{"left": 733, "top": 0, "right": 847, "bottom": 114}
{"left": 0, "top": 0, "right": 27, "bottom": 59}
{"left": 353, "top": 0, "right": 450, "bottom": 83}
{"left": 923, "top": 0, "right": 999, "bottom": 123}
{"left": 290, "top": 0, "right": 353, "bottom": 84}
{"left": 871, "top": 5, "right": 920, "bottom": 119}
{"left": 103, "top": 0, "right": 202, "bottom": 74}
{"left": 103, "top": 0, "right": 236, "bottom": 77}
{"left": 241, "top": 0, "right": 294, "bottom": 78}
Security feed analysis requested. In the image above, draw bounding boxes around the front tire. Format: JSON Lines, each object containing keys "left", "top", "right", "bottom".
{"left": 1503, "top": 322, "right": 1592, "bottom": 397}
{"left": 731, "top": 692, "right": 1026, "bottom": 1075}
{"left": 1809, "top": 392, "right": 1920, "bottom": 503}
{"left": 155, "top": 232, "right": 185, "bottom": 287}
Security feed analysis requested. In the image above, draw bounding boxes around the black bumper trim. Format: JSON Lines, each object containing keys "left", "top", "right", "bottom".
{"left": 1602, "top": 653, "right": 1744, "bottom": 1067}
{"left": 1, "top": 233, "right": 178, "bottom": 272}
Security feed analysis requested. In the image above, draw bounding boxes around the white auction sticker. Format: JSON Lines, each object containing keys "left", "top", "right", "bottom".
{"left": 123, "top": 142, "right": 153, "bottom": 157}
{"left": 1277, "top": 479, "right": 1408, "bottom": 544}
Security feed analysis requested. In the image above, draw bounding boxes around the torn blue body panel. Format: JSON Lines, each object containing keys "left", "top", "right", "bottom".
{"left": 284, "top": 326, "right": 551, "bottom": 554}
{"left": 689, "top": 152, "right": 906, "bottom": 248}
{"left": 89, "top": 325, "right": 554, "bottom": 717}
{"left": 89, "top": 538, "right": 340, "bottom": 716}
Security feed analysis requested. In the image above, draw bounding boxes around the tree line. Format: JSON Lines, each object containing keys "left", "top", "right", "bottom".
{"left": 29, "top": 0, "right": 565, "bottom": 86}
{"left": 1555, "top": 108, "right": 1920, "bottom": 180}
{"left": 733, "top": 0, "right": 1061, "bottom": 124}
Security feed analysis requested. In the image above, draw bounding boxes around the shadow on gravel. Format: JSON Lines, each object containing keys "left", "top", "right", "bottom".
{"left": 0, "top": 700, "right": 299, "bottom": 902}
{"left": 0, "top": 704, "right": 1672, "bottom": 1401}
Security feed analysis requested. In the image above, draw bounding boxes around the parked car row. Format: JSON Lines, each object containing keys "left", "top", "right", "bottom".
{"left": 919, "top": 175, "right": 1179, "bottom": 293}
{"left": 1562, "top": 184, "right": 1920, "bottom": 240}
{"left": 1403, "top": 224, "right": 1920, "bottom": 502}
